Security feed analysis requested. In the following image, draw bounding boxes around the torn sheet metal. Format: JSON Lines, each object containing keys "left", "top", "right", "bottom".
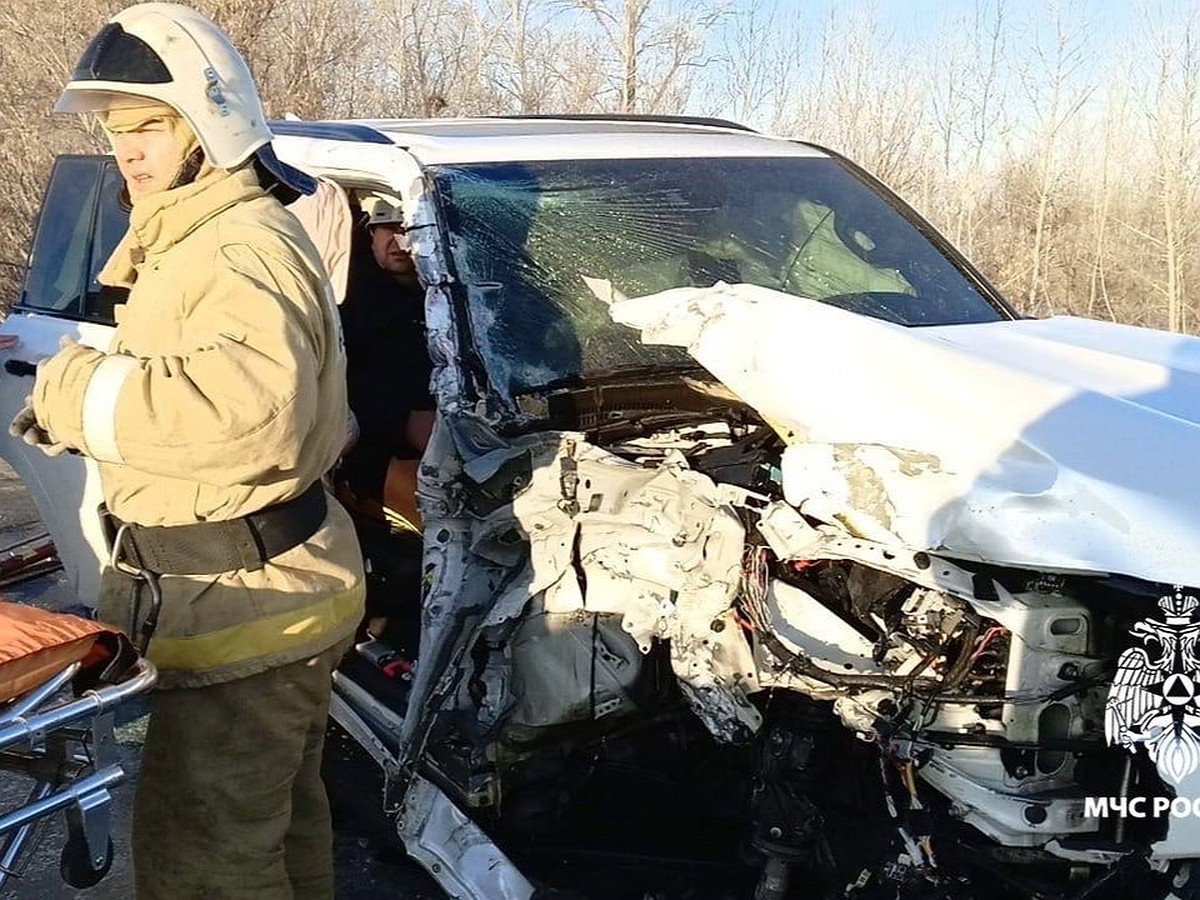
{"left": 398, "top": 775, "right": 535, "bottom": 899}
{"left": 507, "top": 605, "right": 644, "bottom": 728}
{"left": 612, "top": 283, "right": 1200, "bottom": 585}
{"left": 755, "top": 503, "right": 1096, "bottom": 660}
{"left": 765, "top": 579, "right": 886, "bottom": 681}
{"left": 398, "top": 415, "right": 514, "bottom": 768}
{"left": 468, "top": 434, "right": 761, "bottom": 741}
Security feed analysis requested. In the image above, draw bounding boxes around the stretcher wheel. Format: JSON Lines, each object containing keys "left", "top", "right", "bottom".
{"left": 60, "top": 834, "right": 114, "bottom": 888}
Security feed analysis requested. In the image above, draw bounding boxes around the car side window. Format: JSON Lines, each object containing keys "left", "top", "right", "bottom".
{"left": 85, "top": 164, "right": 130, "bottom": 323}
{"left": 19, "top": 156, "right": 128, "bottom": 325}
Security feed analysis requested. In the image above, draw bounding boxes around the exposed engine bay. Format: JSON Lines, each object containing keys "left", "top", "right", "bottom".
{"left": 321, "top": 276, "right": 1200, "bottom": 900}
{"left": 328, "top": 358, "right": 1196, "bottom": 900}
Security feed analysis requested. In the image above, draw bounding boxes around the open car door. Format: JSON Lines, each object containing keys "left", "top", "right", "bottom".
{"left": 0, "top": 155, "right": 127, "bottom": 606}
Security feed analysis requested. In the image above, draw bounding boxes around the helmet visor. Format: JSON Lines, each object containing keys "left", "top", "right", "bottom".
{"left": 71, "top": 23, "right": 171, "bottom": 84}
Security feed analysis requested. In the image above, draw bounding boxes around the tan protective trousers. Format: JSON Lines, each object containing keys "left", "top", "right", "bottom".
{"left": 132, "top": 640, "right": 350, "bottom": 899}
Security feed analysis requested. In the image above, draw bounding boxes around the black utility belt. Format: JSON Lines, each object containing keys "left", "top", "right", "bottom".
{"left": 104, "top": 481, "right": 328, "bottom": 576}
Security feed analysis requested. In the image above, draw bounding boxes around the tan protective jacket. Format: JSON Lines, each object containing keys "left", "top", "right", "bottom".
{"left": 33, "top": 166, "right": 364, "bottom": 688}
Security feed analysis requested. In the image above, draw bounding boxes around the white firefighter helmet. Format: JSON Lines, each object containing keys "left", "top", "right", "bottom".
{"left": 363, "top": 196, "right": 406, "bottom": 227}
{"left": 56, "top": 3, "right": 313, "bottom": 196}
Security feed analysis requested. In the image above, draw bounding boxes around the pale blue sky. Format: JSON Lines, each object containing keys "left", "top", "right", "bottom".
{"left": 690, "top": 0, "right": 1174, "bottom": 142}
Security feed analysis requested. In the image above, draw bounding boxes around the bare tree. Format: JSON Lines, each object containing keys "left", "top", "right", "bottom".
{"left": 257, "top": 0, "right": 371, "bottom": 119}
{"left": 2, "top": 0, "right": 1199, "bottom": 339}
{"left": 569, "top": 0, "right": 725, "bottom": 114}
{"left": 775, "top": 5, "right": 931, "bottom": 194}
{"left": 1139, "top": 2, "right": 1200, "bottom": 332}
{"left": 1081, "top": 58, "right": 1135, "bottom": 322}
{"left": 926, "top": 0, "right": 1010, "bottom": 254}
{"left": 0, "top": 1, "right": 124, "bottom": 308}
{"left": 709, "top": 0, "right": 803, "bottom": 130}
{"left": 1014, "top": 1, "right": 1094, "bottom": 314}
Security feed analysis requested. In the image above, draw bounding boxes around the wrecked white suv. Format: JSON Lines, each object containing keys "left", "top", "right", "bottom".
{"left": 4, "top": 116, "right": 1200, "bottom": 900}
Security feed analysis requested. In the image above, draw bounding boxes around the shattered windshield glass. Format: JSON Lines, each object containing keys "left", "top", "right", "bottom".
{"left": 433, "top": 156, "right": 1007, "bottom": 396}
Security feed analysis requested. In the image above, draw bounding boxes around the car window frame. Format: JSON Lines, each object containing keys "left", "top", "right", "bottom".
{"left": 17, "top": 154, "right": 128, "bottom": 327}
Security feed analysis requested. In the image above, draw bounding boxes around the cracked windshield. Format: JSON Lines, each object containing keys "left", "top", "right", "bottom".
{"left": 434, "top": 156, "right": 1006, "bottom": 396}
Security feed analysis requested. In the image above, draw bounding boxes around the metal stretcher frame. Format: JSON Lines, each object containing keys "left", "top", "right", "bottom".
{"left": 0, "top": 655, "right": 156, "bottom": 890}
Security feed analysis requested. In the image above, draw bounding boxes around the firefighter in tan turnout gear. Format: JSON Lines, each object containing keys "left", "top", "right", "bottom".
{"left": 8, "top": 4, "right": 365, "bottom": 897}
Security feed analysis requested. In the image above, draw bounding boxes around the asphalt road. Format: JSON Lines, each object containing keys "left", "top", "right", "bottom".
{"left": 0, "top": 460, "right": 444, "bottom": 899}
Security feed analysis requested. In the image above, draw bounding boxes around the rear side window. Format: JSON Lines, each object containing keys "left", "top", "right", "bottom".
{"left": 90, "top": 165, "right": 127, "bottom": 288}
{"left": 19, "top": 156, "right": 128, "bottom": 324}
{"left": 86, "top": 164, "right": 130, "bottom": 323}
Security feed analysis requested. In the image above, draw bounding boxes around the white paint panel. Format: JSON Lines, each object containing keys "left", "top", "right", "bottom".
{"left": 613, "top": 283, "right": 1200, "bottom": 585}
{"left": 276, "top": 121, "right": 826, "bottom": 166}
{"left": 0, "top": 311, "right": 115, "bottom": 607}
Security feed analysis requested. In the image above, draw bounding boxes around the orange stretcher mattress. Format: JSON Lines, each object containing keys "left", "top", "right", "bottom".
{"left": 0, "top": 601, "right": 111, "bottom": 702}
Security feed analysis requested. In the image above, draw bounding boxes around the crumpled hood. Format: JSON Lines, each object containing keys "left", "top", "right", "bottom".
{"left": 610, "top": 283, "right": 1200, "bottom": 586}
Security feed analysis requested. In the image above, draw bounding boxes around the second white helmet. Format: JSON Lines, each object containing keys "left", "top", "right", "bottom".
{"left": 364, "top": 197, "right": 406, "bottom": 228}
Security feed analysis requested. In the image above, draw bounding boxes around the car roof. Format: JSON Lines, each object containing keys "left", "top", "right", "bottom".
{"left": 268, "top": 116, "right": 831, "bottom": 166}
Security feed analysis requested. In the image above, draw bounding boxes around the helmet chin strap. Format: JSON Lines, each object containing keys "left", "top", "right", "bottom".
{"left": 169, "top": 146, "right": 206, "bottom": 190}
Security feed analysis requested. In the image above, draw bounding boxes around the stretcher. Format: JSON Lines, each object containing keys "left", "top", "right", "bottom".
{"left": 0, "top": 600, "right": 155, "bottom": 890}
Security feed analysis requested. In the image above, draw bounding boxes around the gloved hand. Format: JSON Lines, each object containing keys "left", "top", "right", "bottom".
{"left": 8, "top": 397, "right": 70, "bottom": 457}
